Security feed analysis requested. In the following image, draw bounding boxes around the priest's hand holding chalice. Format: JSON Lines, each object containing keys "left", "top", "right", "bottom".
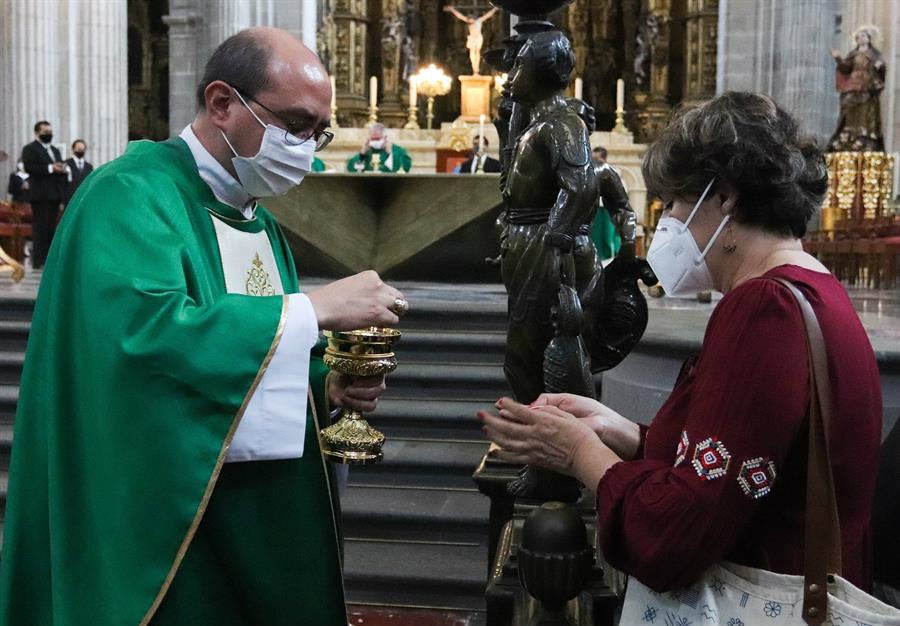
{"left": 307, "top": 271, "right": 408, "bottom": 464}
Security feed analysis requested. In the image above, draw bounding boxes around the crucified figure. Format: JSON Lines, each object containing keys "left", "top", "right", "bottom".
{"left": 444, "top": 5, "right": 499, "bottom": 75}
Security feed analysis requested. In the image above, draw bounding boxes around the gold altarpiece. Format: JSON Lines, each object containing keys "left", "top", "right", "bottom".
{"left": 317, "top": 0, "right": 719, "bottom": 141}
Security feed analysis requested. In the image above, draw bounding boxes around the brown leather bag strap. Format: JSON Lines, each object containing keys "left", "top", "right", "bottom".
{"left": 774, "top": 278, "right": 842, "bottom": 625}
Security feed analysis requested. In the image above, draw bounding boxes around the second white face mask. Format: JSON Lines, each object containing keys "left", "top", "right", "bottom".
{"left": 222, "top": 90, "right": 315, "bottom": 198}
{"left": 646, "top": 179, "right": 730, "bottom": 296}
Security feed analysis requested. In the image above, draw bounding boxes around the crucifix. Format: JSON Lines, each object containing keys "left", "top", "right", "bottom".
{"left": 444, "top": 3, "right": 500, "bottom": 75}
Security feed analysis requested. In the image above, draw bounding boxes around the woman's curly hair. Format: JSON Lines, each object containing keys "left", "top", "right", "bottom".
{"left": 642, "top": 92, "right": 828, "bottom": 238}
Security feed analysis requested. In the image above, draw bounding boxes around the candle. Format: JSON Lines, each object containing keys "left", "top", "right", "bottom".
{"left": 574, "top": 77, "right": 583, "bottom": 100}
{"left": 616, "top": 78, "right": 624, "bottom": 111}
{"left": 409, "top": 76, "right": 417, "bottom": 107}
{"left": 330, "top": 75, "right": 337, "bottom": 109}
{"left": 370, "top": 76, "right": 378, "bottom": 109}
{"left": 478, "top": 114, "right": 486, "bottom": 152}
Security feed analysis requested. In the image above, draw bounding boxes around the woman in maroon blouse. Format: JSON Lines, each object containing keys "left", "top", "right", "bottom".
{"left": 480, "top": 92, "right": 882, "bottom": 592}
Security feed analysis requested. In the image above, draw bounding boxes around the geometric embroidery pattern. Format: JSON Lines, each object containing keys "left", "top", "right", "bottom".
{"left": 674, "top": 430, "right": 689, "bottom": 467}
{"left": 737, "top": 457, "right": 777, "bottom": 500}
{"left": 642, "top": 605, "right": 658, "bottom": 622}
{"left": 691, "top": 437, "right": 731, "bottom": 481}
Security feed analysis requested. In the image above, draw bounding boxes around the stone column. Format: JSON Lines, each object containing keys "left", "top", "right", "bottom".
{"left": 0, "top": 0, "right": 127, "bottom": 183}
{"left": 683, "top": 0, "right": 718, "bottom": 104}
{"left": 163, "top": 0, "right": 202, "bottom": 136}
{"left": 72, "top": 0, "right": 128, "bottom": 166}
{"left": 718, "top": 0, "right": 840, "bottom": 142}
{"left": 165, "top": 0, "right": 319, "bottom": 136}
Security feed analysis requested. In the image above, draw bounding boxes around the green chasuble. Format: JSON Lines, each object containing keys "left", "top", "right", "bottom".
{"left": 0, "top": 138, "right": 346, "bottom": 626}
{"left": 346, "top": 144, "right": 412, "bottom": 173}
{"left": 591, "top": 208, "right": 621, "bottom": 260}
{"left": 312, "top": 156, "right": 327, "bottom": 172}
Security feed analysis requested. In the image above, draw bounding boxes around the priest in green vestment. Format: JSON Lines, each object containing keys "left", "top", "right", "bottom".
{"left": 590, "top": 146, "right": 622, "bottom": 260}
{"left": 346, "top": 123, "right": 413, "bottom": 173}
{"left": 0, "top": 28, "right": 405, "bottom": 626}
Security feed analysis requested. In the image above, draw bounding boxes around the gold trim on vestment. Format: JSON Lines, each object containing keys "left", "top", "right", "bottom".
{"left": 204, "top": 204, "right": 257, "bottom": 223}
{"left": 138, "top": 295, "right": 290, "bottom": 626}
{"left": 307, "top": 387, "right": 350, "bottom": 622}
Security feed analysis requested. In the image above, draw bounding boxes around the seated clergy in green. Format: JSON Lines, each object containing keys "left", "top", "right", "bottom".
{"left": 347, "top": 122, "right": 413, "bottom": 172}
{"left": 0, "top": 27, "right": 406, "bottom": 626}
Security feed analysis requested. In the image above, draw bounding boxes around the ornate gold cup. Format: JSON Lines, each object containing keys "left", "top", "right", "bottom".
{"left": 319, "top": 327, "right": 401, "bottom": 464}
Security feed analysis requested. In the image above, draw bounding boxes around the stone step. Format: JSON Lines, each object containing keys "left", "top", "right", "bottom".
{"left": 343, "top": 538, "right": 487, "bottom": 612}
{"left": 0, "top": 321, "right": 30, "bottom": 352}
{"left": 0, "top": 352, "right": 24, "bottom": 385}
{"left": 370, "top": 397, "right": 487, "bottom": 441}
{"left": 394, "top": 330, "right": 506, "bottom": 365}
{"left": 0, "top": 423, "right": 12, "bottom": 472}
{"left": 348, "top": 439, "right": 489, "bottom": 490}
{"left": 0, "top": 385, "right": 17, "bottom": 424}
{"left": 0, "top": 296, "right": 35, "bottom": 322}
{"left": 342, "top": 484, "right": 488, "bottom": 544}
{"left": 401, "top": 302, "right": 506, "bottom": 333}
{"left": 387, "top": 363, "right": 509, "bottom": 401}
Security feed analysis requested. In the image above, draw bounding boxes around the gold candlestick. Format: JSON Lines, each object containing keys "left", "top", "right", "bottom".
{"left": 367, "top": 104, "right": 379, "bottom": 127}
{"left": 412, "top": 63, "right": 452, "bottom": 131}
{"left": 426, "top": 97, "right": 436, "bottom": 130}
{"left": 319, "top": 327, "right": 402, "bottom": 464}
{"left": 403, "top": 104, "right": 420, "bottom": 130}
{"left": 612, "top": 107, "right": 629, "bottom": 134}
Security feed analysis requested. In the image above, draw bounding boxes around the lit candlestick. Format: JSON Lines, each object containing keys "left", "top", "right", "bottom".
{"left": 409, "top": 76, "right": 417, "bottom": 107}
{"left": 370, "top": 76, "right": 378, "bottom": 109}
{"left": 616, "top": 78, "right": 624, "bottom": 111}
{"left": 574, "top": 77, "right": 583, "bottom": 100}
{"left": 478, "top": 114, "right": 486, "bottom": 152}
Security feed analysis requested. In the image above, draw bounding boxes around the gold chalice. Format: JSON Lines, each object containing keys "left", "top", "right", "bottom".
{"left": 320, "top": 326, "right": 402, "bottom": 464}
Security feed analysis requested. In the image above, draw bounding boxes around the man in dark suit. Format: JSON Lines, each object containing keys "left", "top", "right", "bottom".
{"left": 20, "top": 120, "right": 68, "bottom": 269}
{"left": 456, "top": 135, "right": 501, "bottom": 174}
{"left": 65, "top": 139, "right": 94, "bottom": 205}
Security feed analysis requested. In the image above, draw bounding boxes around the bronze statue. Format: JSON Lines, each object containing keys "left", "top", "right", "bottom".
{"left": 495, "top": 29, "right": 654, "bottom": 500}
{"left": 829, "top": 25, "right": 886, "bottom": 152}
{"left": 498, "top": 30, "right": 654, "bottom": 406}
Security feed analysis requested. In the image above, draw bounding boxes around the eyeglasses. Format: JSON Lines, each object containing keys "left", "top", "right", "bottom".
{"left": 232, "top": 86, "right": 334, "bottom": 152}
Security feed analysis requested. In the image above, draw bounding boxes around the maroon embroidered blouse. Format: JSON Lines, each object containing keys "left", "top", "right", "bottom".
{"left": 597, "top": 265, "right": 882, "bottom": 591}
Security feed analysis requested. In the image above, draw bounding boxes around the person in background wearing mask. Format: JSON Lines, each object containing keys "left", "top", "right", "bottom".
{"left": 0, "top": 27, "right": 407, "bottom": 626}
{"left": 64, "top": 139, "right": 94, "bottom": 206}
{"left": 455, "top": 135, "right": 501, "bottom": 174}
{"left": 479, "top": 93, "right": 881, "bottom": 594}
{"left": 6, "top": 161, "right": 30, "bottom": 204}
{"left": 19, "top": 120, "right": 67, "bottom": 269}
{"left": 346, "top": 122, "right": 412, "bottom": 172}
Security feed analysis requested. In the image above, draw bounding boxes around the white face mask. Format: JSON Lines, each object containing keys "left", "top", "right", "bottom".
{"left": 221, "top": 90, "right": 315, "bottom": 198}
{"left": 647, "top": 178, "right": 731, "bottom": 296}
{"left": 369, "top": 139, "right": 386, "bottom": 151}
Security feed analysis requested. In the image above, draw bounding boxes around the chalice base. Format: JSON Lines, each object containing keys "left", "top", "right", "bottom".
{"left": 320, "top": 410, "right": 385, "bottom": 465}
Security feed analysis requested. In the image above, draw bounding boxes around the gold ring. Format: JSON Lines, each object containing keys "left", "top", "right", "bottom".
{"left": 389, "top": 297, "right": 409, "bottom": 317}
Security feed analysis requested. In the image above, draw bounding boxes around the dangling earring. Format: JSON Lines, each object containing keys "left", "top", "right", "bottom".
{"left": 722, "top": 222, "right": 737, "bottom": 254}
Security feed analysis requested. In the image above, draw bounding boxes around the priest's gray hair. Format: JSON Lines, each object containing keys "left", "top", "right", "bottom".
{"left": 196, "top": 30, "right": 275, "bottom": 109}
